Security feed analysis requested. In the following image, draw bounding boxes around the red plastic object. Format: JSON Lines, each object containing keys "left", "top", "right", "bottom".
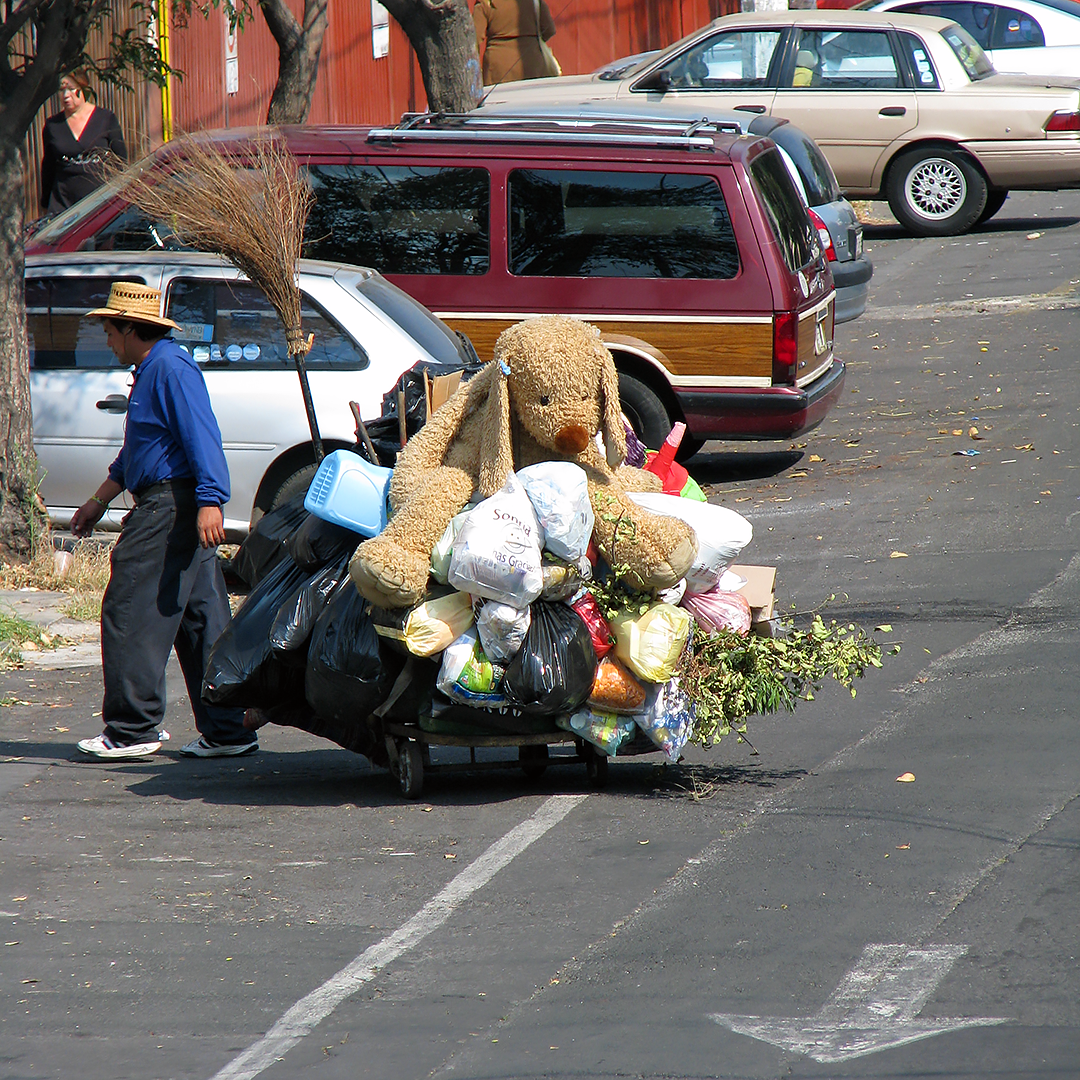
{"left": 644, "top": 422, "right": 690, "bottom": 495}
{"left": 569, "top": 591, "right": 614, "bottom": 659}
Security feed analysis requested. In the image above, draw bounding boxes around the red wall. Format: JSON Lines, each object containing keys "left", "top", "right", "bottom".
{"left": 167, "top": 0, "right": 741, "bottom": 134}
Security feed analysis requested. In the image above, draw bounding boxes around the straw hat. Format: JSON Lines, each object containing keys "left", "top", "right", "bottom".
{"left": 86, "top": 281, "right": 180, "bottom": 330}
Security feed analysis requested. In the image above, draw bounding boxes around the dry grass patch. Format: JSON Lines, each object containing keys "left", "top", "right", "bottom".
{"left": 0, "top": 536, "right": 112, "bottom": 623}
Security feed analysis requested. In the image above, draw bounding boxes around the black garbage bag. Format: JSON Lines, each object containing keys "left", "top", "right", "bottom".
{"left": 305, "top": 579, "right": 395, "bottom": 727}
{"left": 202, "top": 556, "right": 310, "bottom": 708}
{"left": 230, "top": 493, "right": 309, "bottom": 588}
{"left": 366, "top": 354, "right": 484, "bottom": 467}
{"left": 284, "top": 513, "right": 362, "bottom": 572}
{"left": 503, "top": 601, "right": 598, "bottom": 716}
{"left": 269, "top": 554, "right": 351, "bottom": 658}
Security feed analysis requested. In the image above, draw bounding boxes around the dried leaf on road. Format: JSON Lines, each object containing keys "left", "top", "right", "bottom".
{"left": 896, "top": 772, "right": 916, "bottom": 783}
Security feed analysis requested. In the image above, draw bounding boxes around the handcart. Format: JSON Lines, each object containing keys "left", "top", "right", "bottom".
{"left": 380, "top": 717, "right": 664, "bottom": 799}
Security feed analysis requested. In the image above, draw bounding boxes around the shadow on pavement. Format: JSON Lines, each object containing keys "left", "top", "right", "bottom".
{"left": 864, "top": 214, "right": 1080, "bottom": 243}
{"left": 688, "top": 449, "right": 803, "bottom": 485}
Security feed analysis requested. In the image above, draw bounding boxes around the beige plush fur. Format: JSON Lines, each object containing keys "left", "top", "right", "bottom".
{"left": 350, "top": 316, "right": 698, "bottom": 609}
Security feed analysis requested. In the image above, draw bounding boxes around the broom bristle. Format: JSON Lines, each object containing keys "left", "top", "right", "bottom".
{"left": 110, "top": 134, "right": 314, "bottom": 354}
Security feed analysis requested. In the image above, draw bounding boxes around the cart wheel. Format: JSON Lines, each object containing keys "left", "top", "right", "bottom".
{"left": 519, "top": 744, "right": 549, "bottom": 779}
{"left": 583, "top": 744, "right": 608, "bottom": 789}
{"left": 398, "top": 740, "right": 424, "bottom": 799}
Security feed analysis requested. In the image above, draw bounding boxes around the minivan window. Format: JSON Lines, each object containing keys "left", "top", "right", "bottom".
{"left": 166, "top": 279, "right": 369, "bottom": 370}
{"left": 303, "top": 164, "right": 490, "bottom": 275}
{"left": 508, "top": 169, "right": 740, "bottom": 279}
{"left": 26, "top": 276, "right": 133, "bottom": 368}
{"left": 749, "top": 149, "right": 818, "bottom": 272}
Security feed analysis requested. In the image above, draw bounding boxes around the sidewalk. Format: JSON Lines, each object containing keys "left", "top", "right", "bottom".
{"left": 0, "top": 588, "right": 101, "bottom": 668}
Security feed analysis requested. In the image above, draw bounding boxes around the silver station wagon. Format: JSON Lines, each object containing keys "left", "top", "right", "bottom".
{"left": 26, "top": 252, "right": 475, "bottom": 537}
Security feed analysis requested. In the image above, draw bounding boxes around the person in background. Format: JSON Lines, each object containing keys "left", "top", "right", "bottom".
{"left": 473, "top": 0, "right": 558, "bottom": 86}
{"left": 40, "top": 70, "right": 126, "bottom": 214}
{"left": 71, "top": 282, "right": 258, "bottom": 761}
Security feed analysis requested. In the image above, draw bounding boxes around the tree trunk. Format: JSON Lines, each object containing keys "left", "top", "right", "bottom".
{"left": 260, "top": 0, "right": 331, "bottom": 125}
{"left": 381, "top": 0, "right": 483, "bottom": 113}
{"left": 0, "top": 142, "right": 40, "bottom": 560}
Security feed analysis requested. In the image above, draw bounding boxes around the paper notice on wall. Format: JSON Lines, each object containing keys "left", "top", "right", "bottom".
{"left": 225, "top": 17, "right": 239, "bottom": 94}
{"left": 372, "top": 0, "right": 390, "bottom": 59}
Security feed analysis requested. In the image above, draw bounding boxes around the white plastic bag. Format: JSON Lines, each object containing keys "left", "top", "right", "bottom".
{"left": 627, "top": 492, "right": 753, "bottom": 594}
{"left": 476, "top": 601, "right": 531, "bottom": 662}
{"left": 518, "top": 461, "right": 594, "bottom": 561}
{"left": 430, "top": 506, "right": 474, "bottom": 585}
{"left": 448, "top": 472, "right": 544, "bottom": 607}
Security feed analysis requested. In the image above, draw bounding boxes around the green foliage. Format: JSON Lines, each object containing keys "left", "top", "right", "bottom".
{"left": 0, "top": 608, "right": 59, "bottom": 669}
{"left": 677, "top": 611, "right": 899, "bottom": 747}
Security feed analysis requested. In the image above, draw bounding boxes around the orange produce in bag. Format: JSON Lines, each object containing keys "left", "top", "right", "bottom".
{"left": 588, "top": 656, "right": 647, "bottom": 714}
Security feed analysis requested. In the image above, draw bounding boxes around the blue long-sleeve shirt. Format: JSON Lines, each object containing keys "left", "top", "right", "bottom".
{"left": 108, "top": 337, "right": 230, "bottom": 507}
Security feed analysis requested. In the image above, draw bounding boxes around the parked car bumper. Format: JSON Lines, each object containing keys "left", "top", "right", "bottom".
{"left": 831, "top": 255, "right": 873, "bottom": 324}
{"left": 676, "top": 359, "right": 846, "bottom": 441}
{"left": 961, "top": 139, "right": 1080, "bottom": 190}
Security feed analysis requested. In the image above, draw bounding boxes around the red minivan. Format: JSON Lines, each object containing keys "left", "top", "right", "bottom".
{"left": 27, "top": 115, "right": 843, "bottom": 454}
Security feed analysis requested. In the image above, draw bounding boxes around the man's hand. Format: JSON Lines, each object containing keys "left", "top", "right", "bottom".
{"left": 70, "top": 499, "right": 106, "bottom": 538}
{"left": 197, "top": 505, "right": 226, "bottom": 548}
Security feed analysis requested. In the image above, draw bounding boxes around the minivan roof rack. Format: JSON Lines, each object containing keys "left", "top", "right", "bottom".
{"left": 367, "top": 112, "right": 741, "bottom": 150}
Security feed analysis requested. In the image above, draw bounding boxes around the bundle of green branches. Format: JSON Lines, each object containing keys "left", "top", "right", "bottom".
{"left": 677, "top": 613, "right": 893, "bottom": 748}
{"left": 112, "top": 134, "right": 313, "bottom": 356}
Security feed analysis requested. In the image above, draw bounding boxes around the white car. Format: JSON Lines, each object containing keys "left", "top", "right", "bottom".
{"left": 856, "top": 0, "right": 1080, "bottom": 77}
{"left": 26, "top": 252, "right": 475, "bottom": 537}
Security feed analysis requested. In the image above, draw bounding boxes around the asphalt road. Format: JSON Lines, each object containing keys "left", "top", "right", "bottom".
{"left": 2, "top": 190, "right": 1078, "bottom": 1080}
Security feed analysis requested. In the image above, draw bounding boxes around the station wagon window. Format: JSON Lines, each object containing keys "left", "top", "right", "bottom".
{"left": 749, "top": 149, "right": 818, "bottom": 272}
{"left": 165, "top": 279, "right": 369, "bottom": 370}
{"left": 26, "top": 276, "right": 133, "bottom": 368}
{"left": 651, "top": 30, "right": 783, "bottom": 89}
{"left": 303, "top": 164, "right": 489, "bottom": 275}
{"left": 989, "top": 6, "right": 1044, "bottom": 47}
{"left": 892, "top": 2, "right": 995, "bottom": 48}
{"left": 897, "top": 31, "right": 941, "bottom": 88}
{"left": 507, "top": 169, "right": 739, "bottom": 279}
{"left": 787, "top": 29, "right": 901, "bottom": 89}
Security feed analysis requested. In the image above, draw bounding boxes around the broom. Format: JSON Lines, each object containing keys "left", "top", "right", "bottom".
{"left": 111, "top": 134, "right": 324, "bottom": 461}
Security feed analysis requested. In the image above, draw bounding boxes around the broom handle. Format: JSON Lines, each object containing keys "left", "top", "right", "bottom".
{"left": 292, "top": 352, "right": 325, "bottom": 463}
{"left": 348, "top": 400, "right": 380, "bottom": 465}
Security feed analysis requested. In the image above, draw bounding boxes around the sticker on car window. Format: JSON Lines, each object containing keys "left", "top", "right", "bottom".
{"left": 193, "top": 345, "right": 210, "bottom": 362}
{"left": 243, "top": 343, "right": 261, "bottom": 361}
{"left": 225, "top": 344, "right": 243, "bottom": 362}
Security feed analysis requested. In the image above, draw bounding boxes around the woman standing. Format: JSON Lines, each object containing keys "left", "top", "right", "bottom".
{"left": 40, "top": 70, "right": 127, "bottom": 215}
{"left": 473, "top": 0, "right": 558, "bottom": 87}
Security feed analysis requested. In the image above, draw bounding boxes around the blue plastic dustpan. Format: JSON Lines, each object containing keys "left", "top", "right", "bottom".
{"left": 304, "top": 449, "right": 392, "bottom": 537}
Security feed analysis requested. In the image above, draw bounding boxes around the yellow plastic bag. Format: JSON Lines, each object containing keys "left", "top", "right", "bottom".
{"left": 609, "top": 602, "right": 692, "bottom": 683}
{"left": 374, "top": 590, "right": 474, "bottom": 657}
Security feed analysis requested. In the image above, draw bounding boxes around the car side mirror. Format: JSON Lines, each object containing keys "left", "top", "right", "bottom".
{"left": 633, "top": 68, "right": 672, "bottom": 93}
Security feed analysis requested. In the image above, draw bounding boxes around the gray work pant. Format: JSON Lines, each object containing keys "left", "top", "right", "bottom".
{"left": 100, "top": 482, "right": 251, "bottom": 747}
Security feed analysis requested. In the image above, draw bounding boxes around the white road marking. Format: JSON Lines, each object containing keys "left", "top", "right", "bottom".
{"left": 209, "top": 793, "right": 588, "bottom": 1080}
{"left": 710, "top": 943, "right": 1007, "bottom": 1063}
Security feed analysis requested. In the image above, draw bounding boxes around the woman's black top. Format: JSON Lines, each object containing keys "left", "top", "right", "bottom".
{"left": 40, "top": 107, "right": 127, "bottom": 214}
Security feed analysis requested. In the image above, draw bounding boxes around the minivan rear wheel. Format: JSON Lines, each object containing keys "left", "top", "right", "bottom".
{"left": 886, "top": 148, "right": 987, "bottom": 237}
{"left": 618, "top": 371, "right": 675, "bottom": 453}
{"left": 250, "top": 462, "right": 319, "bottom": 528}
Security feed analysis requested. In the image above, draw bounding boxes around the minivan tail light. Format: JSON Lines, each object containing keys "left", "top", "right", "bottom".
{"left": 773, "top": 312, "right": 798, "bottom": 385}
{"left": 1045, "top": 110, "right": 1080, "bottom": 132}
{"left": 807, "top": 208, "right": 835, "bottom": 261}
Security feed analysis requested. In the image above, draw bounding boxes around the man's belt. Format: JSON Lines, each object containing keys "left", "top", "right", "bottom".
{"left": 131, "top": 479, "right": 197, "bottom": 506}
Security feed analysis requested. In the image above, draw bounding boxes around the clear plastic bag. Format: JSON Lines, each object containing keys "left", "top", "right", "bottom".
{"left": 436, "top": 628, "right": 509, "bottom": 709}
{"left": 476, "top": 601, "right": 531, "bottom": 662}
{"left": 448, "top": 472, "right": 544, "bottom": 607}
{"left": 636, "top": 679, "right": 694, "bottom": 762}
{"left": 372, "top": 589, "right": 475, "bottom": 657}
{"left": 558, "top": 709, "right": 637, "bottom": 756}
{"left": 539, "top": 555, "right": 592, "bottom": 602}
{"left": 430, "top": 507, "right": 474, "bottom": 585}
{"left": 588, "top": 656, "right": 647, "bottom": 714}
{"left": 518, "top": 461, "right": 594, "bottom": 562}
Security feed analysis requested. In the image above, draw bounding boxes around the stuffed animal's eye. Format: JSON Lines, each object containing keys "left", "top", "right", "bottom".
{"left": 539, "top": 394, "right": 551, "bottom": 407}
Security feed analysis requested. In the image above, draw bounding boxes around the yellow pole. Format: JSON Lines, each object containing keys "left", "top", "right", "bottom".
{"left": 158, "top": 0, "right": 173, "bottom": 142}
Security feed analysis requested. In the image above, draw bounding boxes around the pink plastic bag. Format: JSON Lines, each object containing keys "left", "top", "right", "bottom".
{"left": 681, "top": 586, "right": 752, "bottom": 636}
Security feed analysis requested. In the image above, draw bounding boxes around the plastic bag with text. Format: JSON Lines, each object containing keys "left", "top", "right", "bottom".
{"left": 636, "top": 679, "right": 694, "bottom": 762}
{"left": 436, "top": 628, "right": 509, "bottom": 708}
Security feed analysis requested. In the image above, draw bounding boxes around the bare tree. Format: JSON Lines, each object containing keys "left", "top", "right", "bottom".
{"left": 380, "top": 0, "right": 482, "bottom": 113}
{"left": 259, "top": 0, "right": 330, "bottom": 125}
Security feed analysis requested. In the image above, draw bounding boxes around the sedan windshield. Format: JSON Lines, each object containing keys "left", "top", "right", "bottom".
{"left": 941, "top": 24, "right": 996, "bottom": 79}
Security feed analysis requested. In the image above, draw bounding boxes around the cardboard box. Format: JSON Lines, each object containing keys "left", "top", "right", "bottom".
{"left": 729, "top": 564, "right": 776, "bottom": 623}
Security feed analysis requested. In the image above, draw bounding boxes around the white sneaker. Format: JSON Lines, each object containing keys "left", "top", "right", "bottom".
{"left": 77, "top": 734, "right": 161, "bottom": 759}
{"left": 179, "top": 736, "right": 258, "bottom": 758}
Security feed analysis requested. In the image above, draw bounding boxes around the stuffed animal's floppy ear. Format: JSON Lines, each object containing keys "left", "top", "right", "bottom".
{"left": 599, "top": 348, "right": 627, "bottom": 468}
{"left": 477, "top": 361, "right": 513, "bottom": 497}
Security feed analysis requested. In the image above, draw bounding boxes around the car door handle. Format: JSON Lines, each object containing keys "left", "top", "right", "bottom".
{"left": 879, "top": 106, "right": 906, "bottom": 117}
{"left": 96, "top": 395, "right": 128, "bottom": 414}
{"left": 734, "top": 104, "right": 768, "bottom": 114}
